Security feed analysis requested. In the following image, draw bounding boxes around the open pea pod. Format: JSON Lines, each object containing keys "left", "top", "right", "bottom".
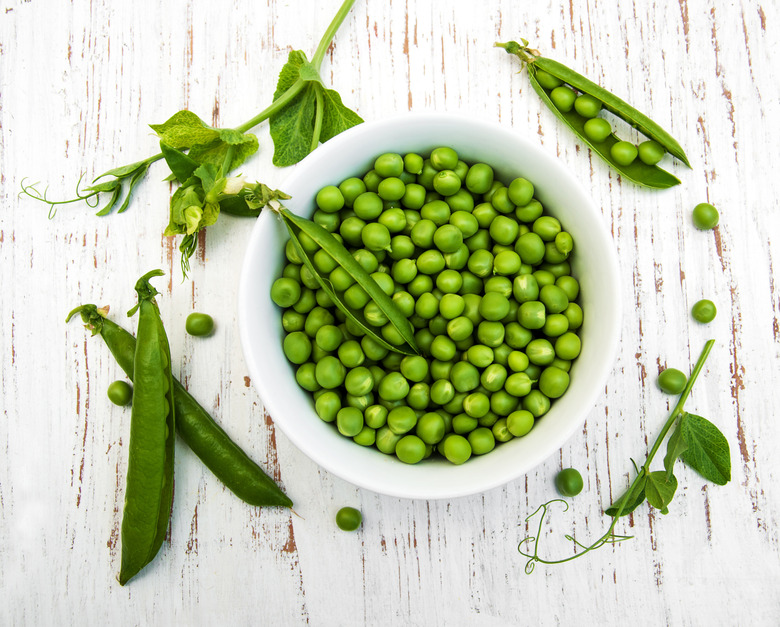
{"left": 280, "top": 207, "right": 419, "bottom": 356}
{"left": 527, "top": 66, "right": 681, "bottom": 189}
{"left": 497, "top": 40, "right": 690, "bottom": 189}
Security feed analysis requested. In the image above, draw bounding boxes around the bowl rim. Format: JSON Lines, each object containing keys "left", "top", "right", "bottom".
{"left": 238, "top": 111, "right": 621, "bottom": 499}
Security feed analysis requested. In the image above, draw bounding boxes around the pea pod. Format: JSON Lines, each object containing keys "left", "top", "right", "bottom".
{"left": 119, "top": 269, "right": 176, "bottom": 585}
{"left": 66, "top": 303, "right": 292, "bottom": 509}
{"left": 279, "top": 205, "right": 420, "bottom": 356}
{"left": 496, "top": 40, "right": 690, "bottom": 189}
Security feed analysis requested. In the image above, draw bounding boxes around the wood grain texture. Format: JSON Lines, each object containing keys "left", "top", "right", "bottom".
{"left": 2, "top": 0, "right": 779, "bottom": 624}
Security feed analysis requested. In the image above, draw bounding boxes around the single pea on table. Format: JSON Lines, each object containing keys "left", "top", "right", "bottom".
{"left": 271, "top": 146, "right": 585, "bottom": 465}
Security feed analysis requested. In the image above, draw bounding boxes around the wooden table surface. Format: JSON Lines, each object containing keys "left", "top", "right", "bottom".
{"left": 2, "top": 0, "right": 779, "bottom": 624}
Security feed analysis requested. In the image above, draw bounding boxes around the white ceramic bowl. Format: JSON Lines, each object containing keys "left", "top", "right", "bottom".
{"left": 238, "top": 113, "right": 620, "bottom": 499}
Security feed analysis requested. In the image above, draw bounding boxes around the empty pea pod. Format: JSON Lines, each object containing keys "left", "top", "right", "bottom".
{"left": 496, "top": 40, "right": 691, "bottom": 189}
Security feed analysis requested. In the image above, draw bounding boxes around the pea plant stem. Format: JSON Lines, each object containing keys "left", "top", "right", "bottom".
{"left": 311, "top": 0, "right": 357, "bottom": 69}
{"left": 520, "top": 339, "right": 716, "bottom": 569}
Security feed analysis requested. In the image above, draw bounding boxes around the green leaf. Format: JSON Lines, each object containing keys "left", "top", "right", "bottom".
{"left": 605, "top": 476, "right": 647, "bottom": 518}
{"left": 117, "top": 162, "right": 150, "bottom": 214}
{"left": 680, "top": 413, "right": 731, "bottom": 485}
{"left": 187, "top": 133, "right": 259, "bottom": 171}
{"left": 664, "top": 417, "right": 689, "bottom": 480}
{"left": 93, "top": 158, "right": 154, "bottom": 181}
{"left": 299, "top": 60, "right": 324, "bottom": 85}
{"left": 319, "top": 87, "right": 363, "bottom": 143}
{"left": 160, "top": 142, "right": 198, "bottom": 183}
{"left": 281, "top": 207, "right": 419, "bottom": 355}
{"left": 150, "top": 110, "right": 218, "bottom": 149}
{"left": 270, "top": 87, "right": 317, "bottom": 167}
{"left": 273, "top": 51, "right": 309, "bottom": 98}
{"left": 645, "top": 471, "right": 678, "bottom": 513}
{"left": 192, "top": 164, "right": 219, "bottom": 194}
{"left": 94, "top": 184, "right": 124, "bottom": 217}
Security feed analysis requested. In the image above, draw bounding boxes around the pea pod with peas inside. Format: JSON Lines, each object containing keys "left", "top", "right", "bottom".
{"left": 118, "top": 269, "right": 176, "bottom": 585}
{"left": 68, "top": 303, "right": 291, "bottom": 522}
{"left": 495, "top": 40, "right": 691, "bottom": 189}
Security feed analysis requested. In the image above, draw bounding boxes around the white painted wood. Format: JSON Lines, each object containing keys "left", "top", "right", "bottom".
{"left": 2, "top": 0, "right": 779, "bottom": 624}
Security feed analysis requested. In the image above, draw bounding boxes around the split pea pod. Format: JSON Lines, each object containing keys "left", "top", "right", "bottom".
{"left": 119, "top": 269, "right": 176, "bottom": 585}
{"left": 496, "top": 40, "right": 691, "bottom": 189}
{"left": 66, "top": 304, "right": 292, "bottom": 509}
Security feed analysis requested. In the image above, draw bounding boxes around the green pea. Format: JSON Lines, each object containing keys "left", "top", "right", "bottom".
{"left": 550, "top": 86, "right": 577, "bottom": 112}
{"left": 339, "top": 177, "right": 367, "bottom": 207}
{"left": 340, "top": 216, "right": 367, "bottom": 247}
{"left": 448, "top": 313, "right": 474, "bottom": 339}
{"left": 489, "top": 389, "right": 518, "bottom": 416}
{"left": 493, "top": 250, "right": 522, "bottom": 276}
{"left": 336, "top": 506, "right": 362, "bottom": 531}
{"left": 535, "top": 69, "right": 562, "bottom": 89}
{"left": 404, "top": 152, "right": 424, "bottom": 175}
{"left": 467, "top": 249, "right": 493, "bottom": 278}
{"left": 533, "top": 270, "right": 556, "bottom": 287}
{"left": 465, "top": 229, "right": 492, "bottom": 253}
{"left": 433, "top": 224, "right": 464, "bottom": 253}
{"left": 555, "top": 332, "right": 581, "bottom": 360}
{"left": 399, "top": 355, "right": 428, "bottom": 383}
{"left": 338, "top": 341, "right": 365, "bottom": 368}
{"left": 315, "top": 391, "right": 341, "bottom": 422}
{"left": 506, "top": 178, "right": 533, "bottom": 207}
{"left": 479, "top": 292, "right": 510, "bottom": 322}
{"left": 442, "top": 434, "right": 472, "bottom": 464}
{"left": 543, "top": 313, "right": 569, "bottom": 337}
{"left": 518, "top": 301, "right": 546, "bottom": 330}
{"left": 376, "top": 426, "right": 402, "bottom": 454}
{"left": 573, "top": 94, "right": 602, "bottom": 118}
{"left": 505, "top": 323, "right": 532, "bottom": 350}
{"left": 407, "top": 382, "right": 430, "bottom": 410}
{"left": 353, "top": 426, "right": 376, "bottom": 447}
{"left": 507, "top": 410, "right": 534, "bottom": 437}
{"left": 516, "top": 232, "right": 545, "bottom": 265}
{"left": 583, "top": 117, "right": 612, "bottom": 143}
{"left": 539, "top": 284, "right": 569, "bottom": 314}
{"left": 463, "top": 392, "right": 490, "bottom": 418}
{"left": 421, "top": 200, "right": 451, "bottom": 226}
{"left": 476, "top": 320, "right": 505, "bottom": 348}
{"left": 532, "top": 216, "right": 561, "bottom": 242}
{"left": 489, "top": 215, "right": 519, "bottom": 246}
{"left": 283, "top": 331, "right": 311, "bottom": 365}
{"left": 610, "top": 141, "right": 638, "bottom": 166}
{"left": 490, "top": 187, "right": 515, "bottom": 214}
{"left": 361, "top": 223, "right": 392, "bottom": 252}
{"left": 364, "top": 405, "right": 388, "bottom": 429}
{"left": 336, "top": 407, "right": 364, "bottom": 437}
{"left": 539, "top": 366, "right": 570, "bottom": 398}
{"left": 638, "top": 140, "right": 665, "bottom": 165}
{"left": 353, "top": 192, "right": 383, "bottom": 220}
{"left": 473, "top": 202, "right": 499, "bottom": 228}
{"left": 460, "top": 271, "right": 483, "bottom": 295}
{"left": 691, "top": 299, "right": 717, "bottom": 323}
{"left": 374, "top": 152, "right": 404, "bottom": 178}
{"left": 271, "top": 278, "right": 302, "bottom": 308}
{"left": 523, "top": 390, "right": 551, "bottom": 418}
{"left": 387, "top": 405, "right": 417, "bottom": 435}
{"left": 526, "top": 338, "right": 556, "bottom": 366}
{"left": 315, "top": 355, "right": 346, "bottom": 389}
{"left": 515, "top": 199, "right": 544, "bottom": 223}
{"left": 692, "top": 203, "right": 719, "bottom": 230}
{"left": 417, "top": 250, "right": 446, "bottom": 275}
{"left": 316, "top": 185, "right": 345, "bottom": 213}
{"left": 363, "top": 169, "right": 382, "bottom": 193}
{"left": 451, "top": 361, "right": 480, "bottom": 393}
{"left": 555, "top": 275, "right": 579, "bottom": 301}
{"left": 466, "top": 345, "right": 494, "bottom": 368}
{"left": 430, "top": 147, "right": 459, "bottom": 171}
{"left": 452, "top": 413, "right": 479, "bottom": 434}
{"left": 555, "top": 468, "right": 583, "bottom": 497}
{"left": 491, "top": 418, "right": 513, "bottom": 442}
{"left": 563, "top": 303, "right": 583, "bottom": 330}
{"left": 657, "top": 368, "right": 687, "bottom": 395}
{"left": 445, "top": 188, "right": 475, "bottom": 213}
{"left": 433, "top": 170, "right": 462, "bottom": 196}
{"left": 378, "top": 208, "right": 407, "bottom": 234}
{"left": 466, "top": 428, "right": 495, "bottom": 455}
{"left": 344, "top": 366, "right": 374, "bottom": 396}
{"left": 378, "top": 372, "right": 410, "bottom": 402}
{"left": 295, "top": 362, "right": 320, "bottom": 392}
{"left": 393, "top": 435, "right": 425, "bottom": 464}
{"left": 505, "top": 372, "right": 533, "bottom": 397}
{"left": 465, "top": 163, "right": 494, "bottom": 194}
{"left": 377, "top": 177, "right": 406, "bottom": 203}
{"left": 107, "top": 380, "right": 132, "bottom": 406}
{"left": 408, "top": 274, "right": 434, "bottom": 298}
{"left": 430, "top": 379, "right": 456, "bottom": 405}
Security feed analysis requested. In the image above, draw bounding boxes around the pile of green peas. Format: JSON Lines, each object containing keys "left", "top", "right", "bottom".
{"left": 536, "top": 69, "right": 666, "bottom": 167}
{"left": 271, "top": 147, "right": 583, "bottom": 465}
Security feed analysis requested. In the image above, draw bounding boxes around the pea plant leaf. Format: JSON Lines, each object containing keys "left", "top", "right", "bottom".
{"left": 269, "top": 50, "right": 363, "bottom": 167}
{"left": 664, "top": 417, "right": 689, "bottom": 480}
{"left": 645, "top": 471, "right": 678, "bottom": 514}
{"left": 160, "top": 142, "right": 199, "bottom": 184}
{"left": 680, "top": 413, "right": 731, "bottom": 486}
{"left": 605, "top": 475, "right": 647, "bottom": 518}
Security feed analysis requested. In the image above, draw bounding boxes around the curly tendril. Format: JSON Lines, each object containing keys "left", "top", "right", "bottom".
{"left": 19, "top": 176, "right": 101, "bottom": 219}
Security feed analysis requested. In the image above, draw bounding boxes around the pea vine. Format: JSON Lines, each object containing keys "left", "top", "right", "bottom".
{"left": 21, "top": 0, "right": 362, "bottom": 276}
{"left": 520, "top": 339, "right": 731, "bottom": 573}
